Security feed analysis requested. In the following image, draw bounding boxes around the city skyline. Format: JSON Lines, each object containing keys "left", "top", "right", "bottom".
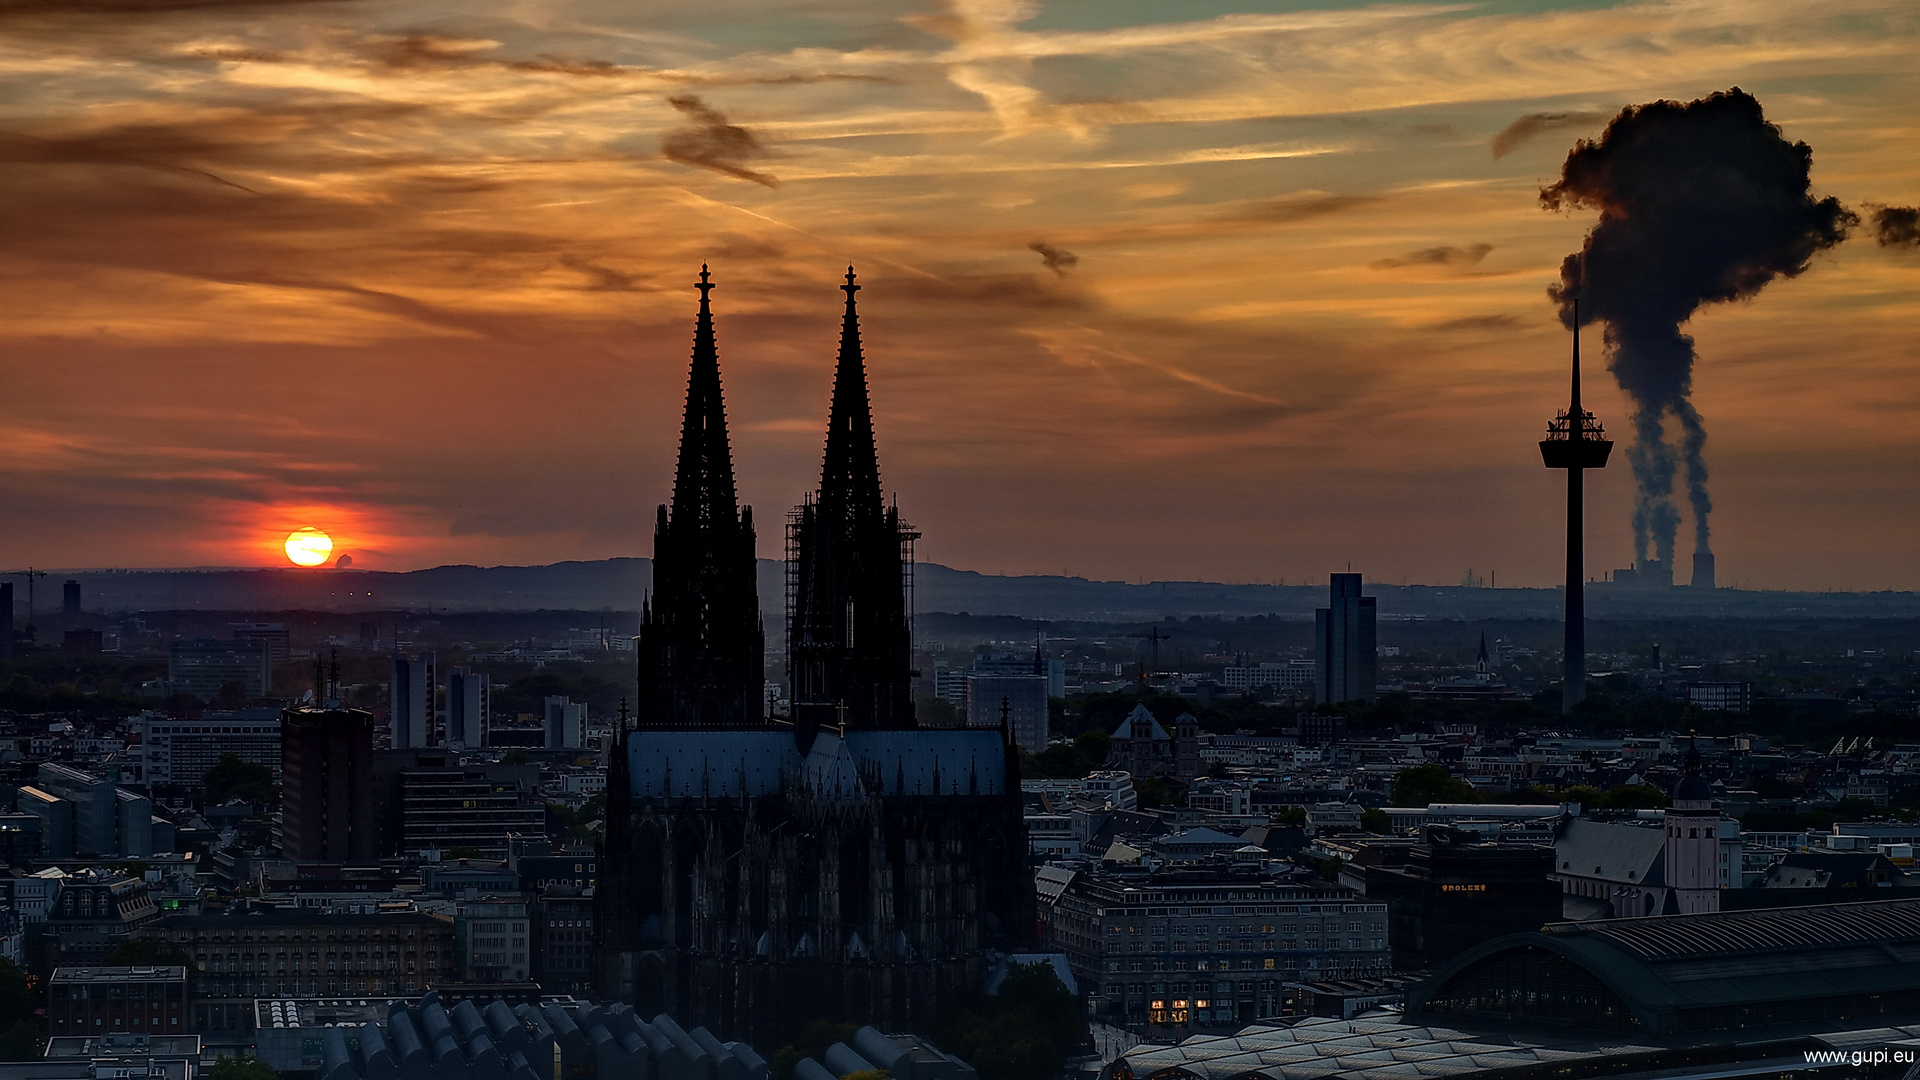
{"left": 1, "top": 0, "right": 1916, "bottom": 590}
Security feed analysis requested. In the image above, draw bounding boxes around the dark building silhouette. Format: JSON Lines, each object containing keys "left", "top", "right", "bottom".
{"left": 1692, "top": 551, "right": 1716, "bottom": 590}
{"left": 1539, "top": 314, "right": 1612, "bottom": 712}
{"left": 2, "top": 581, "right": 13, "bottom": 658}
{"left": 1355, "top": 827, "right": 1562, "bottom": 967}
{"left": 62, "top": 579, "right": 80, "bottom": 617}
{"left": 636, "top": 265, "right": 764, "bottom": 730}
{"left": 280, "top": 707, "right": 376, "bottom": 863}
{"left": 1314, "top": 574, "right": 1376, "bottom": 703}
{"left": 62, "top": 629, "right": 103, "bottom": 655}
{"left": 788, "top": 268, "right": 918, "bottom": 736}
{"left": 597, "top": 268, "right": 1032, "bottom": 1047}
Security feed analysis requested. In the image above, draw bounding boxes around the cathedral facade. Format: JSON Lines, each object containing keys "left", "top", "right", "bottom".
{"left": 595, "top": 268, "right": 1034, "bottom": 1047}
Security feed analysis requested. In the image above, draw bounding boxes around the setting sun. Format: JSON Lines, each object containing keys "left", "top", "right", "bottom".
{"left": 284, "top": 527, "right": 333, "bottom": 567}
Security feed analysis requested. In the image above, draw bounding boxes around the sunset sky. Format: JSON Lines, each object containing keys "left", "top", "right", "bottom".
{"left": 1, "top": 0, "right": 1916, "bottom": 590}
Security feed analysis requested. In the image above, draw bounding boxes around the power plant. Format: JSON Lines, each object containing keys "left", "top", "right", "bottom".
{"left": 1540, "top": 310, "right": 1611, "bottom": 713}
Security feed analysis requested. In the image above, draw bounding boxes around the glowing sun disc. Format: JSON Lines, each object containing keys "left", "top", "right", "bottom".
{"left": 285, "top": 527, "right": 333, "bottom": 567}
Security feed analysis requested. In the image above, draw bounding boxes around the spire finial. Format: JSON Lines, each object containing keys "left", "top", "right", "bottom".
{"left": 697, "top": 264, "right": 715, "bottom": 300}
{"left": 843, "top": 265, "right": 859, "bottom": 296}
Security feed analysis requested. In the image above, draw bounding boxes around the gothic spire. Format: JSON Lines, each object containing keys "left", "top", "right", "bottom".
{"left": 671, "top": 265, "right": 738, "bottom": 531}
{"left": 819, "top": 266, "right": 883, "bottom": 520}
{"left": 636, "top": 265, "right": 764, "bottom": 729}
{"left": 787, "top": 266, "right": 917, "bottom": 736}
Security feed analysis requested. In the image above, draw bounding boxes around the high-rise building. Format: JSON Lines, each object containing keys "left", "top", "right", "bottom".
{"left": 597, "top": 269, "right": 1032, "bottom": 1046}
{"left": 37, "top": 763, "right": 120, "bottom": 856}
{"left": 62, "top": 579, "right": 80, "bottom": 617}
{"left": 446, "top": 667, "right": 491, "bottom": 748}
{"left": 389, "top": 651, "right": 437, "bottom": 748}
{"left": 231, "top": 622, "right": 291, "bottom": 663}
{"left": 1314, "top": 574, "right": 1377, "bottom": 704}
{"left": 17, "top": 786, "right": 73, "bottom": 858}
{"left": 135, "top": 710, "right": 281, "bottom": 787}
{"left": 544, "top": 695, "right": 585, "bottom": 750}
{"left": 966, "top": 673, "right": 1048, "bottom": 753}
{"left": 116, "top": 789, "right": 154, "bottom": 857}
{"left": 167, "top": 638, "right": 271, "bottom": 702}
{"left": 398, "top": 765, "right": 543, "bottom": 856}
{"left": 279, "top": 707, "right": 376, "bottom": 863}
{"left": 1, "top": 581, "right": 12, "bottom": 659}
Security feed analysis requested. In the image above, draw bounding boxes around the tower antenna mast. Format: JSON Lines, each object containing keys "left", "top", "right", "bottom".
{"left": 1539, "top": 300, "right": 1613, "bottom": 712}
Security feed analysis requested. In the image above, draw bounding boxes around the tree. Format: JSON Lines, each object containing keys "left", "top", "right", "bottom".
{"left": 203, "top": 753, "right": 277, "bottom": 806}
{"left": 1561, "top": 785, "right": 1605, "bottom": 809}
{"left": 0, "top": 1022, "right": 39, "bottom": 1062}
{"left": 1072, "top": 728, "right": 1110, "bottom": 764}
{"left": 208, "top": 1056, "right": 277, "bottom": 1080}
{"left": 917, "top": 697, "right": 963, "bottom": 728}
{"left": 1359, "top": 808, "right": 1389, "bottom": 834}
{"left": 1389, "top": 763, "right": 1476, "bottom": 807}
{"left": 0, "top": 959, "right": 35, "bottom": 1027}
{"left": 933, "top": 962, "right": 1082, "bottom": 1080}
{"left": 1133, "top": 777, "right": 1169, "bottom": 809}
{"left": 766, "top": 1022, "right": 859, "bottom": 1080}
{"left": 1270, "top": 806, "right": 1306, "bottom": 827}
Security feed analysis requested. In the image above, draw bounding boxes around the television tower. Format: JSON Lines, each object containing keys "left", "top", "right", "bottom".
{"left": 1540, "top": 304, "right": 1612, "bottom": 712}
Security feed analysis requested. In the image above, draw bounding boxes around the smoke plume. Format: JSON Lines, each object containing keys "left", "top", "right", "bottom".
{"left": 660, "top": 95, "right": 778, "bottom": 187}
{"left": 1543, "top": 88, "right": 1854, "bottom": 569}
{"left": 1029, "top": 240, "right": 1078, "bottom": 276}
{"left": 1869, "top": 205, "right": 1920, "bottom": 248}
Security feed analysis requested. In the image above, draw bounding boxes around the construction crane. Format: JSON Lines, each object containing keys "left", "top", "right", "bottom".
{"left": 1124, "top": 625, "right": 1171, "bottom": 674}
{"left": 4, "top": 567, "right": 48, "bottom": 641}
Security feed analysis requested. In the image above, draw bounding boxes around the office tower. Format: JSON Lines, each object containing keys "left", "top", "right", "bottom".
{"left": 36, "top": 763, "right": 119, "bottom": 856}
{"left": 966, "top": 673, "right": 1048, "bottom": 753}
{"left": 544, "top": 695, "right": 586, "bottom": 750}
{"left": 232, "top": 622, "right": 291, "bottom": 662}
{"left": 167, "top": 637, "right": 272, "bottom": 701}
{"left": 1, "top": 582, "right": 10, "bottom": 658}
{"left": 62, "top": 579, "right": 80, "bottom": 617}
{"left": 17, "top": 786, "right": 73, "bottom": 858}
{"left": 280, "top": 707, "right": 377, "bottom": 863}
{"left": 389, "top": 651, "right": 437, "bottom": 748}
{"left": 135, "top": 710, "right": 281, "bottom": 787}
{"left": 1314, "top": 573, "right": 1377, "bottom": 704}
{"left": 1540, "top": 311, "right": 1613, "bottom": 711}
{"left": 597, "top": 269, "right": 1032, "bottom": 1046}
{"left": 116, "top": 788, "right": 154, "bottom": 856}
{"left": 446, "top": 666, "right": 491, "bottom": 748}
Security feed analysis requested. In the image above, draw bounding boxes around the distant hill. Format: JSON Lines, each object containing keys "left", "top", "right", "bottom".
{"left": 29, "top": 560, "right": 1920, "bottom": 621}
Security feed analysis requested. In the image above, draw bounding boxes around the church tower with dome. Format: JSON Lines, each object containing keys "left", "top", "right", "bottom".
{"left": 1664, "top": 737, "right": 1721, "bottom": 914}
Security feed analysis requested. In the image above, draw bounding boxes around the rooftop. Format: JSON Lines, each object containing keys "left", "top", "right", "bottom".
{"left": 49, "top": 966, "right": 186, "bottom": 984}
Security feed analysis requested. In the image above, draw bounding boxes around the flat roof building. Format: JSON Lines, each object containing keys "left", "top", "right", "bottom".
{"left": 47, "top": 965, "right": 186, "bottom": 1037}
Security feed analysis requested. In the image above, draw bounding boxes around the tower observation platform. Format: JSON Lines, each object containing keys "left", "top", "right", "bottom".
{"left": 1542, "top": 304, "right": 1612, "bottom": 713}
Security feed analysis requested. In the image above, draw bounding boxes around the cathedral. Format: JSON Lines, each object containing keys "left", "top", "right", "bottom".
{"left": 595, "top": 268, "right": 1034, "bottom": 1046}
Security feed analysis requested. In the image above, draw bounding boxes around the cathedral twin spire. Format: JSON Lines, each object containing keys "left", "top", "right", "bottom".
{"left": 638, "top": 264, "right": 914, "bottom": 735}
{"left": 669, "top": 266, "right": 740, "bottom": 532}
{"left": 635, "top": 265, "right": 763, "bottom": 729}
